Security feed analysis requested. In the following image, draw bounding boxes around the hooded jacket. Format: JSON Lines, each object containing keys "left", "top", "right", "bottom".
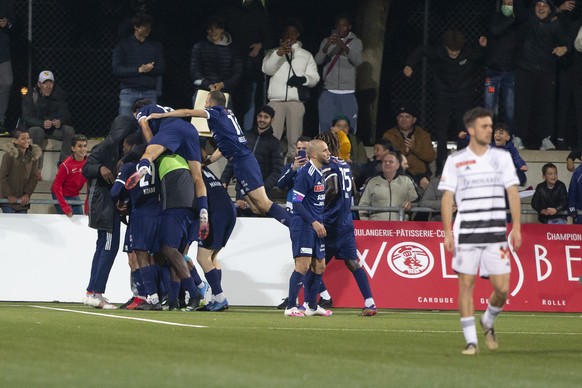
{"left": 262, "top": 41, "right": 320, "bottom": 102}
{"left": 315, "top": 31, "right": 363, "bottom": 91}
{"left": 190, "top": 31, "right": 243, "bottom": 92}
{"left": 82, "top": 116, "right": 133, "bottom": 231}
{"left": 0, "top": 142, "right": 41, "bottom": 211}
{"left": 531, "top": 179, "right": 568, "bottom": 223}
{"left": 485, "top": 2, "right": 520, "bottom": 71}
{"left": 514, "top": 0, "right": 567, "bottom": 73}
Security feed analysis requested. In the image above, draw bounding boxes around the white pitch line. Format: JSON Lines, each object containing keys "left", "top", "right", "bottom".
{"left": 234, "top": 327, "right": 582, "bottom": 335}
{"left": 30, "top": 305, "right": 207, "bottom": 328}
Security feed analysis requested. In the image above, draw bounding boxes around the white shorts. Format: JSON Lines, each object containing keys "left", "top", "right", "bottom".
{"left": 452, "top": 243, "right": 511, "bottom": 277}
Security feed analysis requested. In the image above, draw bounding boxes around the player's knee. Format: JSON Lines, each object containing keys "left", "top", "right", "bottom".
{"left": 345, "top": 260, "right": 360, "bottom": 272}
{"left": 295, "top": 260, "right": 310, "bottom": 274}
{"left": 312, "top": 259, "right": 326, "bottom": 274}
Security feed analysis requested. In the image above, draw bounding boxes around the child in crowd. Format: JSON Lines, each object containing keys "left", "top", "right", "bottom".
{"left": 492, "top": 123, "right": 528, "bottom": 186}
{"left": 531, "top": 163, "right": 568, "bottom": 224}
{"left": 0, "top": 130, "right": 41, "bottom": 213}
{"left": 51, "top": 134, "right": 89, "bottom": 216}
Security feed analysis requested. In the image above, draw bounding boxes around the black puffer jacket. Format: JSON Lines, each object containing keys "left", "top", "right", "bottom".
{"left": 190, "top": 32, "right": 243, "bottom": 92}
{"left": 220, "top": 126, "right": 283, "bottom": 193}
{"left": 514, "top": 0, "right": 567, "bottom": 74}
{"left": 82, "top": 116, "right": 133, "bottom": 231}
{"left": 22, "top": 86, "right": 72, "bottom": 131}
{"left": 485, "top": 6, "right": 520, "bottom": 71}
{"left": 531, "top": 180, "right": 568, "bottom": 223}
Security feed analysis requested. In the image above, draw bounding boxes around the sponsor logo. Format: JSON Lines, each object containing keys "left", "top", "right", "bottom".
{"left": 314, "top": 184, "right": 325, "bottom": 192}
{"left": 386, "top": 242, "right": 434, "bottom": 279}
{"left": 455, "top": 160, "right": 476, "bottom": 168}
{"left": 300, "top": 247, "right": 313, "bottom": 255}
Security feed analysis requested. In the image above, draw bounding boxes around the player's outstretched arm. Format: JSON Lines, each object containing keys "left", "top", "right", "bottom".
{"left": 137, "top": 117, "right": 154, "bottom": 142}
{"left": 206, "top": 148, "right": 223, "bottom": 165}
{"left": 147, "top": 109, "right": 207, "bottom": 121}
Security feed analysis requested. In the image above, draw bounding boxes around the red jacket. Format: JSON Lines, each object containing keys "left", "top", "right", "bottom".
{"left": 51, "top": 155, "right": 88, "bottom": 215}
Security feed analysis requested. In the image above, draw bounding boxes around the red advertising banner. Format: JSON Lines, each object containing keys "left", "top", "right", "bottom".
{"left": 324, "top": 221, "right": 582, "bottom": 312}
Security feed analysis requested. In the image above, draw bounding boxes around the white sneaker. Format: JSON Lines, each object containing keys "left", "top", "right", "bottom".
{"left": 539, "top": 136, "right": 556, "bottom": 151}
{"left": 82, "top": 294, "right": 91, "bottom": 306}
{"left": 284, "top": 306, "right": 305, "bottom": 317}
{"left": 88, "top": 294, "right": 117, "bottom": 310}
{"left": 512, "top": 136, "right": 524, "bottom": 150}
{"left": 303, "top": 303, "right": 332, "bottom": 317}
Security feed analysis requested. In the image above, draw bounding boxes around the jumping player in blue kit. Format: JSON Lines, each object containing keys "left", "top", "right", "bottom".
{"left": 124, "top": 99, "right": 209, "bottom": 240}
{"left": 110, "top": 133, "right": 164, "bottom": 310}
{"left": 284, "top": 139, "right": 333, "bottom": 317}
{"left": 146, "top": 90, "right": 291, "bottom": 227}
{"left": 315, "top": 132, "right": 377, "bottom": 316}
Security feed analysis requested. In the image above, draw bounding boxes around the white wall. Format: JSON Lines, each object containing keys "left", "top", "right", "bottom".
{"left": 0, "top": 215, "right": 293, "bottom": 305}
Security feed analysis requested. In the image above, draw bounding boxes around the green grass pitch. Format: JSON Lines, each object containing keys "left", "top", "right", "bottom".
{"left": 0, "top": 302, "right": 581, "bottom": 387}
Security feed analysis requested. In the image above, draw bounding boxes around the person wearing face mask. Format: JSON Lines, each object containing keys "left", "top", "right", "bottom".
{"left": 404, "top": 30, "right": 487, "bottom": 176}
{"left": 483, "top": 0, "right": 520, "bottom": 148}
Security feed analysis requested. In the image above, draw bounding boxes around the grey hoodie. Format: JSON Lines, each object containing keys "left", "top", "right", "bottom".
{"left": 315, "top": 31, "right": 363, "bottom": 91}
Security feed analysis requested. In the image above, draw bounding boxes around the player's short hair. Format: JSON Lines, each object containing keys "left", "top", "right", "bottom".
{"left": 296, "top": 135, "right": 311, "bottom": 145}
{"left": 71, "top": 134, "right": 87, "bottom": 147}
{"left": 463, "top": 107, "right": 493, "bottom": 128}
{"left": 124, "top": 133, "right": 143, "bottom": 147}
{"left": 208, "top": 91, "right": 226, "bottom": 107}
{"left": 542, "top": 162, "right": 557, "bottom": 176}
{"left": 494, "top": 122, "right": 511, "bottom": 134}
{"left": 314, "top": 131, "right": 339, "bottom": 157}
{"left": 257, "top": 105, "right": 275, "bottom": 118}
{"left": 131, "top": 99, "right": 152, "bottom": 114}
{"left": 132, "top": 14, "right": 153, "bottom": 28}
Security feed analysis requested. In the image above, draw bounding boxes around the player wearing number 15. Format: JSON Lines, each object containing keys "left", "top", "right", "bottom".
{"left": 316, "top": 132, "right": 377, "bottom": 316}
{"left": 146, "top": 91, "right": 291, "bottom": 227}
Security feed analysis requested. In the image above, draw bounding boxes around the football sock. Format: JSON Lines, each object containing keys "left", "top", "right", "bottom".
{"left": 189, "top": 266, "right": 202, "bottom": 287}
{"left": 137, "top": 159, "right": 151, "bottom": 174}
{"left": 169, "top": 281, "right": 180, "bottom": 305}
{"left": 306, "top": 272, "right": 323, "bottom": 310}
{"left": 353, "top": 267, "right": 373, "bottom": 299}
{"left": 482, "top": 304, "right": 502, "bottom": 329}
{"left": 319, "top": 280, "right": 328, "bottom": 294}
{"left": 139, "top": 266, "right": 158, "bottom": 298}
{"left": 158, "top": 265, "right": 170, "bottom": 297}
{"left": 319, "top": 290, "right": 331, "bottom": 300}
{"left": 214, "top": 292, "right": 226, "bottom": 303}
{"left": 134, "top": 270, "right": 146, "bottom": 298}
{"left": 364, "top": 297, "right": 375, "bottom": 308}
{"left": 287, "top": 271, "right": 304, "bottom": 308}
{"left": 205, "top": 269, "right": 223, "bottom": 295}
{"left": 461, "top": 316, "right": 478, "bottom": 345}
{"left": 180, "top": 277, "right": 198, "bottom": 301}
{"left": 267, "top": 202, "right": 291, "bottom": 227}
{"left": 217, "top": 269, "right": 222, "bottom": 283}
{"left": 303, "top": 269, "right": 314, "bottom": 305}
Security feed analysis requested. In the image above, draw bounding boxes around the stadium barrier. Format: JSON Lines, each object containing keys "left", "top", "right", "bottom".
{"left": 1, "top": 215, "right": 581, "bottom": 311}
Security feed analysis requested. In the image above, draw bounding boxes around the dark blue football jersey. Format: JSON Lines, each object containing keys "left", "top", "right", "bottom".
{"left": 136, "top": 104, "right": 180, "bottom": 135}
{"left": 204, "top": 105, "right": 251, "bottom": 159}
{"left": 112, "top": 161, "right": 161, "bottom": 217}
{"left": 323, "top": 156, "right": 354, "bottom": 229}
{"left": 291, "top": 161, "right": 326, "bottom": 225}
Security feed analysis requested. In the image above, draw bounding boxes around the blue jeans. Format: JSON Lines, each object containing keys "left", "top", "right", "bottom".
{"left": 547, "top": 218, "right": 567, "bottom": 224}
{"left": 484, "top": 69, "right": 515, "bottom": 130}
{"left": 1, "top": 205, "right": 27, "bottom": 214}
{"left": 119, "top": 88, "right": 157, "bottom": 117}
{"left": 51, "top": 192, "right": 83, "bottom": 215}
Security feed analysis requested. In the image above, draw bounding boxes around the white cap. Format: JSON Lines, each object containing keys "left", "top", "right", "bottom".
{"left": 38, "top": 70, "right": 54, "bottom": 83}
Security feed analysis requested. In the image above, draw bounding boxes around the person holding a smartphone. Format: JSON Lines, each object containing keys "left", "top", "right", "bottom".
{"left": 315, "top": 13, "right": 363, "bottom": 134}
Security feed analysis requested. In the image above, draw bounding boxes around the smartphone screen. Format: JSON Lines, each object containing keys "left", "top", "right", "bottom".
{"left": 297, "top": 149, "right": 306, "bottom": 159}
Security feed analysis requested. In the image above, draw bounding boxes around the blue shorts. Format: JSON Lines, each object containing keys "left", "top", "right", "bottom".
{"left": 291, "top": 226, "right": 325, "bottom": 260}
{"left": 161, "top": 208, "right": 194, "bottom": 251}
{"left": 325, "top": 232, "right": 357, "bottom": 261}
{"left": 150, "top": 121, "right": 201, "bottom": 162}
{"left": 195, "top": 203, "right": 237, "bottom": 250}
{"left": 123, "top": 224, "right": 132, "bottom": 253}
{"left": 231, "top": 154, "right": 264, "bottom": 195}
{"left": 130, "top": 214, "right": 161, "bottom": 254}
